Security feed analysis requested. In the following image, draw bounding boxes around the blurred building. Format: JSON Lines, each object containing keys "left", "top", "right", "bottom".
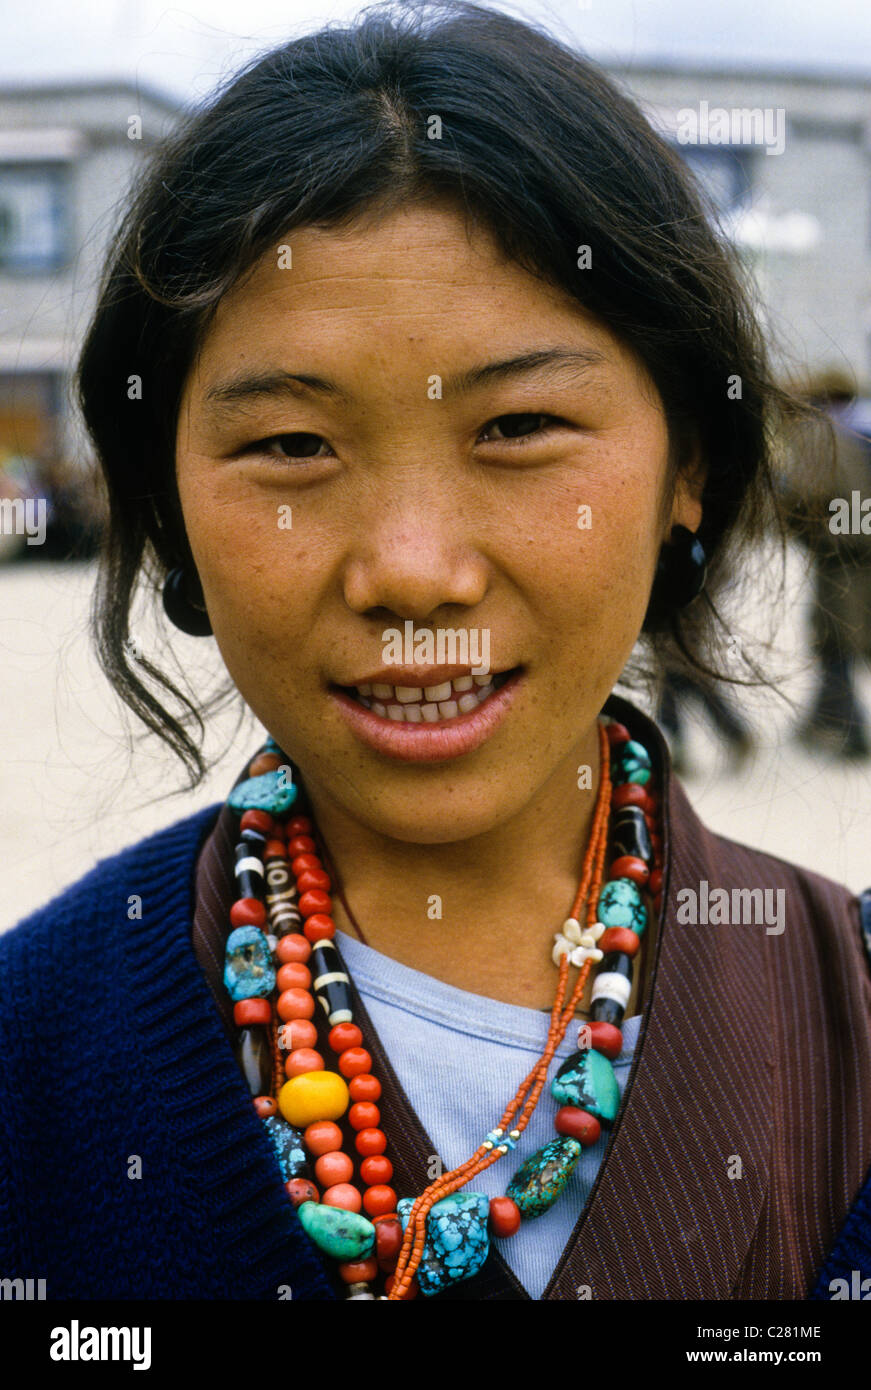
{"left": 0, "top": 82, "right": 178, "bottom": 485}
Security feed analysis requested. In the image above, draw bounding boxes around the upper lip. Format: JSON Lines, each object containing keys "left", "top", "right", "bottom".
{"left": 333, "top": 664, "right": 512, "bottom": 688}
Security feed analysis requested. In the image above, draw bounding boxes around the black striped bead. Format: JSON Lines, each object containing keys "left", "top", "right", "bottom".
{"left": 235, "top": 1025, "right": 272, "bottom": 1096}
{"left": 310, "top": 941, "right": 353, "bottom": 1025}
{"left": 610, "top": 806, "right": 652, "bottom": 865}
{"left": 234, "top": 841, "right": 265, "bottom": 901}
{"left": 265, "top": 858, "right": 303, "bottom": 937}
{"left": 590, "top": 951, "right": 634, "bottom": 1026}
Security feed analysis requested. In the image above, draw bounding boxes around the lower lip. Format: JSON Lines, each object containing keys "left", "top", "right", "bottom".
{"left": 328, "top": 670, "right": 525, "bottom": 763}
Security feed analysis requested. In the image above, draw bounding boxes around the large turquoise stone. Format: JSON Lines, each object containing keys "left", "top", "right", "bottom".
{"left": 228, "top": 770, "right": 297, "bottom": 817}
{"left": 397, "top": 1193, "right": 490, "bottom": 1296}
{"left": 506, "top": 1137, "right": 582, "bottom": 1219}
{"left": 550, "top": 1047, "right": 620, "bottom": 1121}
{"left": 622, "top": 740, "right": 651, "bottom": 767}
{"left": 263, "top": 1115, "right": 310, "bottom": 1181}
{"left": 297, "top": 1201, "right": 376, "bottom": 1260}
{"left": 223, "top": 925, "right": 276, "bottom": 1000}
{"left": 598, "top": 877, "right": 647, "bottom": 934}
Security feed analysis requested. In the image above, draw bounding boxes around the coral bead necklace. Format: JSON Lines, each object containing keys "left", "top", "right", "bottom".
{"left": 221, "top": 715, "right": 662, "bottom": 1299}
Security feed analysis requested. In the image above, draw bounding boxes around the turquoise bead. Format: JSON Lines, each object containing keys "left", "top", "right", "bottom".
{"left": 598, "top": 877, "right": 647, "bottom": 934}
{"left": 622, "top": 740, "right": 651, "bottom": 767}
{"left": 550, "top": 1047, "right": 620, "bottom": 1121}
{"left": 297, "top": 1201, "right": 376, "bottom": 1260}
{"left": 263, "top": 1115, "right": 310, "bottom": 1181}
{"left": 228, "top": 770, "right": 297, "bottom": 816}
{"left": 397, "top": 1193, "right": 490, "bottom": 1295}
{"left": 223, "top": 925, "right": 276, "bottom": 1000}
{"left": 506, "top": 1137, "right": 582, "bottom": 1218}
{"left": 614, "top": 761, "right": 651, "bottom": 786}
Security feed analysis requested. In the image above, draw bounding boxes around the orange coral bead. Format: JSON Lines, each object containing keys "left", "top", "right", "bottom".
{"left": 277, "top": 988, "right": 315, "bottom": 1021}
{"left": 280, "top": 1018, "right": 318, "bottom": 1050}
{"left": 277, "top": 961, "right": 312, "bottom": 991}
{"left": 338, "top": 1047, "right": 372, "bottom": 1077}
{"left": 285, "top": 1177, "right": 319, "bottom": 1206}
{"left": 349, "top": 1073, "right": 381, "bottom": 1103}
{"left": 304, "top": 1120, "right": 344, "bottom": 1156}
{"left": 276, "top": 935, "right": 311, "bottom": 964}
{"left": 360, "top": 1155, "right": 393, "bottom": 1185}
{"left": 253, "top": 1096, "right": 277, "bottom": 1117}
{"left": 315, "top": 1150, "right": 354, "bottom": 1187}
{"left": 354, "top": 1127, "right": 387, "bottom": 1157}
{"left": 349, "top": 1102, "right": 380, "bottom": 1131}
{"left": 285, "top": 1048, "right": 324, "bottom": 1078}
{"left": 329, "top": 1022, "right": 363, "bottom": 1053}
{"left": 362, "top": 1184, "right": 397, "bottom": 1218}
{"left": 338, "top": 1258, "right": 378, "bottom": 1284}
{"left": 304, "top": 914, "right": 336, "bottom": 943}
{"left": 322, "top": 1183, "right": 362, "bottom": 1213}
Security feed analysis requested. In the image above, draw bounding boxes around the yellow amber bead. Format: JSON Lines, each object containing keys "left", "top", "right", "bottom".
{"left": 279, "top": 1070, "right": 350, "bottom": 1127}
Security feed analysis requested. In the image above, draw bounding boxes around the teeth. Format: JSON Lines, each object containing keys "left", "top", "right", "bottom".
{"left": 438, "top": 699, "right": 458, "bottom": 718}
{"left": 372, "top": 700, "right": 387, "bottom": 716}
{"left": 457, "top": 692, "right": 479, "bottom": 713}
{"left": 453, "top": 676, "right": 474, "bottom": 692}
{"left": 386, "top": 704, "right": 405, "bottom": 720}
{"left": 473, "top": 674, "right": 490, "bottom": 686}
{"left": 424, "top": 681, "right": 452, "bottom": 702}
{"left": 403, "top": 703, "right": 422, "bottom": 722}
{"left": 395, "top": 685, "right": 423, "bottom": 703}
{"left": 421, "top": 703, "right": 440, "bottom": 722}
{"left": 372, "top": 683, "right": 393, "bottom": 699}
{"left": 357, "top": 683, "right": 373, "bottom": 696}
{"left": 476, "top": 682, "right": 494, "bottom": 700}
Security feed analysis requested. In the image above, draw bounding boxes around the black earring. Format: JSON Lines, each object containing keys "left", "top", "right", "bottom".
{"left": 162, "top": 566, "right": 213, "bottom": 637}
{"left": 645, "top": 525, "right": 707, "bottom": 625}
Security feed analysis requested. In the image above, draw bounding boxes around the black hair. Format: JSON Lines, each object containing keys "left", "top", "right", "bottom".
{"left": 77, "top": 0, "right": 809, "bottom": 789}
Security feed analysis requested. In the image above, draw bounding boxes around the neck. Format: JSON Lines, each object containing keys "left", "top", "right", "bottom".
{"left": 298, "top": 723, "right": 603, "bottom": 1010}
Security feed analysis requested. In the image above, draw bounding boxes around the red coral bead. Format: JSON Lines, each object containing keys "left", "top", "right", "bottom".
{"left": 338, "top": 1258, "right": 379, "bottom": 1284}
{"left": 554, "top": 1106, "right": 602, "bottom": 1146}
{"left": 304, "top": 915, "right": 335, "bottom": 943}
{"left": 488, "top": 1196, "right": 522, "bottom": 1237}
{"left": 229, "top": 897, "right": 266, "bottom": 928}
{"left": 285, "top": 816, "right": 313, "bottom": 835}
{"left": 349, "top": 1102, "right": 380, "bottom": 1131}
{"left": 277, "top": 961, "right": 312, "bottom": 992}
{"left": 349, "top": 1074, "right": 381, "bottom": 1103}
{"left": 598, "top": 926, "right": 640, "bottom": 956}
{"left": 609, "top": 855, "right": 649, "bottom": 887}
{"left": 363, "top": 1184, "right": 397, "bottom": 1218}
{"left": 285, "top": 1048, "right": 324, "bottom": 1077}
{"left": 285, "top": 1177, "right": 319, "bottom": 1206}
{"left": 280, "top": 1018, "right": 318, "bottom": 1050}
{"left": 322, "top": 1183, "right": 362, "bottom": 1213}
{"left": 296, "top": 869, "right": 332, "bottom": 894}
{"left": 611, "top": 782, "right": 648, "bottom": 809}
{"left": 360, "top": 1155, "right": 393, "bottom": 1185}
{"left": 384, "top": 1274, "right": 418, "bottom": 1299}
{"left": 649, "top": 868, "right": 663, "bottom": 896}
{"left": 315, "top": 1150, "right": 354, "bottom": 1187}
{"left": 287, "top": 835, "right": 317, "bottom": 855}
{"left": 240, "top": 807, "right": 275, "bottom": 832}
{"left": 355, "top": 1127, "right": 387, "bottom": 1157}
{"left": 264, "top": 839, "right": 287, "bottom": 859}
{"left": 374, "top": 1214, "right": 403, "bottom": 1272}
{"left": 253, "top": 1096, "right": 277, "bottom": 1117}
{"left": 304, "top": 1120, "right": 343, "bottom": 1155}
{"left": 276, "top": 935, "right": 311, "bottom": 964}
{"left": 338, "top": 1047, "right": 372, "bottom": 1078}
{"left": 606, "top": 721, "right": 631, "bottom": 746}
{"left": 588, "top": 1021, "right": 623, "bottom": 1059}
{"left": 233, "top": 997, "right": 271, "bottom": 1026}
{"left": 299, "top": 889, "right": 332, "bottom": 917}
{"left": 329, "top": 1022, "right": 363, "bottom": 1053}
{"left": 653, "top": 893, "right": 663, "bottom": 914}
{"left": 291, "top": 853, "right": 321, "bottom": 875}
{"left": 277, "top": 988, "right": 315, "bottom": 1021}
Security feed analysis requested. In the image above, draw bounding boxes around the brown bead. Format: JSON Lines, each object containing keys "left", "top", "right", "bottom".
{"left": 248, "top": 752, "right": 283, "bottom": 776}
{"left": 374, "top": 1214, "right": 403, "bottom": 1272}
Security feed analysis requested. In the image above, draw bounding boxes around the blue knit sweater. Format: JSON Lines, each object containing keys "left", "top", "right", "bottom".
{"left": 2, "top": 804, "right": 870, "bottom": 1299}
{"left": 0, "top": 804, "right": 338, "bottom": 1300}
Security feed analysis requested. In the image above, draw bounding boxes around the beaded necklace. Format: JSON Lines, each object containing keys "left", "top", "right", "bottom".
{"left": 221, "top": 715, "right": 662, "bottom": 1299}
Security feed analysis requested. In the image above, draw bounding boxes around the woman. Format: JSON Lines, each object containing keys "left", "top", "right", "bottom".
{"left": 2, "top": 0, "right": 869, "bottom": 1302}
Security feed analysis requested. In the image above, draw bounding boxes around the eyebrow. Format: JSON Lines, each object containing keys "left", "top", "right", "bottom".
{"left": 201, "top": 348, "right": 609, "bottom": 412}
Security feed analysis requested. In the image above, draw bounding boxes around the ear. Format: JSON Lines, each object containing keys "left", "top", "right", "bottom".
{"left": 668, "top": 440, "right": 706, "bottom": 535}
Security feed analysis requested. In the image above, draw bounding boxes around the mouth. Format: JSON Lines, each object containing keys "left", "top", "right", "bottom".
{"left": 330, "top": 668, "right": 518, "bottom": 723}
{"left": 326, "top": 666, "right": 525, "bottom": 762}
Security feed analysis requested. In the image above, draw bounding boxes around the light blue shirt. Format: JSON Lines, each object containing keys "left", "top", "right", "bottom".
{"left": 335, "top": 929, "right": 640, "bottom": 1298}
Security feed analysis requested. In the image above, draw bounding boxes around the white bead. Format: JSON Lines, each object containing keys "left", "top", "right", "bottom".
{"left": 578, "top": 932, "right": 596, "bottom": 948}
{"left": 561, "top": 917, "right": 582, "bottom": 945}
{"left": 589, "top": 922, "right": 606, "bottom": 940}
{"left": 552, "top": 936, "right": 571, "bottom": 966}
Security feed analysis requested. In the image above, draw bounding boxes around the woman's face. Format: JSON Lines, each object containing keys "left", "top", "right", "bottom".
{"left": 175, "top": 201, "right": 702, "bottom": 844}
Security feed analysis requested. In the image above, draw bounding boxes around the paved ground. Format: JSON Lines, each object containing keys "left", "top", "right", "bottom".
{"left": 1, "top": 554, "right": 870, "bottom": 932}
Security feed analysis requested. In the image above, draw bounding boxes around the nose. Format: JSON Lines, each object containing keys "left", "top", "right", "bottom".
{"left": 341, "top": 488, "right": 489, "bottom": 624}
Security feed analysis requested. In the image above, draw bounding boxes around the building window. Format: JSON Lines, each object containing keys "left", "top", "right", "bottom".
{"left": 0, "top": 164, "right": 70, "bottom": 272}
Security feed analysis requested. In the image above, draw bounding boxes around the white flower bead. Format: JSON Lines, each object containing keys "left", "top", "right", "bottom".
{"left": 589, "top": 922, "right": 606, "bottom": 941}
{"left": 561, "top": 917, "right": 583, "bottom": 945}
{"left": 570, "top": 944, "right": 604, "bottom": 966}
{"left": 552, "top": 935, "right": 572, "bottom": 966}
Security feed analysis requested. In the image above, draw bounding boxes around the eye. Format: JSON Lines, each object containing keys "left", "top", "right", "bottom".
{"left": 245, "top": 432, "right": 333, "bottom": 461}
{"left": 478, "top": 413, "right": 559, "bottom": 444}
